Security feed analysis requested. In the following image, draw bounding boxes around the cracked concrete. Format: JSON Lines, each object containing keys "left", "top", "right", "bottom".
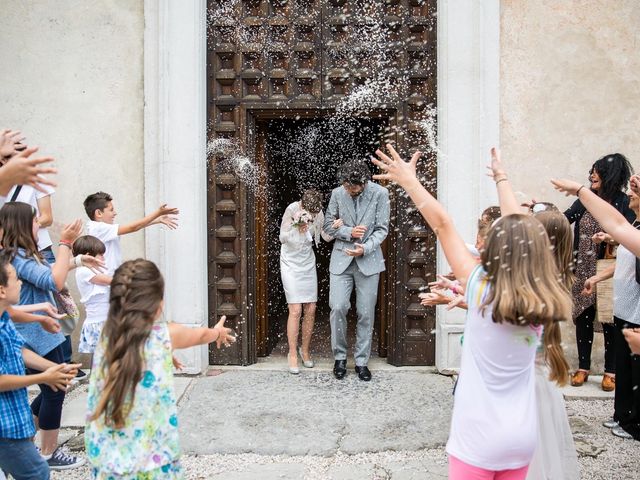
{"left": 178, "top": 369, "right": 453, "bottom": 457}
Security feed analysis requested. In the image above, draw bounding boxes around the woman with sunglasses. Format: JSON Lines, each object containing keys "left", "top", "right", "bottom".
{"left": 563, "top": 153, "right": 635, "bottom": 391}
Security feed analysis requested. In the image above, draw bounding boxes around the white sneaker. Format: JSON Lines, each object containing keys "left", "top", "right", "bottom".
{"left": 603, "top": 418, "right": 619, "bottom": 429}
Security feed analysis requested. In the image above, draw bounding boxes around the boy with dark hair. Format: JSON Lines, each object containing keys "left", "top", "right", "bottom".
{"left": 83, "top": 192, "right": 179, "bottom": 274}
{"left": 0, "top": 255, "right": 81, "bottom": 479}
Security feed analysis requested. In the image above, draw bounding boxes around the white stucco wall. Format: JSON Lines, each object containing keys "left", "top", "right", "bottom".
{"left": 0, "top": 0, "right": 145, "bottom": 256}
{"left": 501, "top": 1, "right": 640, "bottom": 373}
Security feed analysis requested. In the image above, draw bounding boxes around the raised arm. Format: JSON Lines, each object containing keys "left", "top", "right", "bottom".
{"left": 552, "top": 178, "right": 640, "bottom": 256}
{"left": 118, "top": 204, "right": 179, "bottom": 235}
{"left": 50, "top": 219, "right": 82, "bottom": 290}
{"left": 373, "top": 145, "right": 478, "bottom": 286}
{"left": 487, "top": 147, "right": 522, "bottom": 216}
{"left": 169, "top": 315, "right": 236, "bottom": 350}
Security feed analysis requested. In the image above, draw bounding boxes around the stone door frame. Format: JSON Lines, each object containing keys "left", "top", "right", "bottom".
{"left": 143, "top": 0, "right": 499, "bottom": 373}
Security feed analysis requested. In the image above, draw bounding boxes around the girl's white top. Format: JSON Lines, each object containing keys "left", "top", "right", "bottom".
{"left": 446, "top": 265, "right": 541, "bottom": 470}
{"left": 75, "top": 266, "right": 110, "bottom": 325}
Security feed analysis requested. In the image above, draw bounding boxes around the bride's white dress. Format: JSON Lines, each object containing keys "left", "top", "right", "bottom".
{"left": 279, "top": 201, "right": 332, "bottom": 304}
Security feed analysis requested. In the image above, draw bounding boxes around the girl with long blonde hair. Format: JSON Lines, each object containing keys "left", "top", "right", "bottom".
{"left": 373, "top": 145, "right": 572, "bottom": 480}
{"left": 85, "top": 259, "right": 236, "bottom": 479}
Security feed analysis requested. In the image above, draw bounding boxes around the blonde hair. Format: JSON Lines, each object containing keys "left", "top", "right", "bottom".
{"left": 480, "top": 214, "right": 572, "bottom": 384}
{"left": 534, "top": 210, "right": 574, "bottom": 386}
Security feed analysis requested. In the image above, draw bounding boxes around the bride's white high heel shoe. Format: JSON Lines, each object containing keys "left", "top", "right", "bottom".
{"left": 298, "top": 346, "right": 314, "bottom": 368}
{"left": 288, "top": 354, "right": 300, "bottom": 374}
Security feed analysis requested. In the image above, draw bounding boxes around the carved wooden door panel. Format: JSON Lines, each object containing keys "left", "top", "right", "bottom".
{"left": 207, "top": 0, "right": 437, "bottom": 365}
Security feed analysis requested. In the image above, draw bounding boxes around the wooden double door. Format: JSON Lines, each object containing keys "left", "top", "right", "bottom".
{"left": 207, "top": 0, "right": 437, "bottom": 365}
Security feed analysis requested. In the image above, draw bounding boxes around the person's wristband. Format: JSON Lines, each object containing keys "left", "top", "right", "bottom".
{"left": 58, "top": 240, "right": 72, "bottom": 249}
{"left": 495, "top": 177, "right": 508, "bottom": 185}
{"left": 74, "top": 255, "right": 83, "bottom": 268}
{"left": 576, "top": 185, "right": 585, "bottom": 196}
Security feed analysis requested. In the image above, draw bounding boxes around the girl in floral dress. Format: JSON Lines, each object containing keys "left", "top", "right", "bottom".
{"left": 85, "top": 259, "right": 236, "bottom": 479}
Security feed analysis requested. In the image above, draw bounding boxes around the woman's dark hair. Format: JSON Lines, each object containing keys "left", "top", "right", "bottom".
{"left": 590, "top": 153, "right": 633, "bottom": 201}
{"left": 301, "top": 189, "right": 323, "bottom": 215}
{"left": 90, "top": 259, "right": 164, "bottom": 428}
{"left": 337, "top": 159, "right": 371, "bottom": 186}
{"left": 72, "top": 235, "right": 106, "bottom": 257}
{"left": 0, "top": 202, "right": 41, "bottom": 261}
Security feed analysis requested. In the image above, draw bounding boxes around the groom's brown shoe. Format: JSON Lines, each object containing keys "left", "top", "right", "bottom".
{"left": 333, "top": 360, "right": 347, "bottom": 379}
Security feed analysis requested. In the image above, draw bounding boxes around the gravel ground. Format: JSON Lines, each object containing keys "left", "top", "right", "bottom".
{"left": 48, "top": 383, "right": 640, "bottom": 479}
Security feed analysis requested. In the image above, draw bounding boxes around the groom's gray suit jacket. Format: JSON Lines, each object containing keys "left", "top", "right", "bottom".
{"left": 323, "top": 181, "right": 390, "bottom": 276}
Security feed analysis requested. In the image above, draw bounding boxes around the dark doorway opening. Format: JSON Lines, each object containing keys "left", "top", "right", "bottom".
{"left": 256, "top": 116, "right": 389, "bottom": 360}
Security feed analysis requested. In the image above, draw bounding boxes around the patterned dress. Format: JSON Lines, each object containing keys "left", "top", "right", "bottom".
{"left": 571, "top": 211, "right": 600, "bottom": 322}
{"left": 85, "top": 321, "right": 182, "bottom": 479}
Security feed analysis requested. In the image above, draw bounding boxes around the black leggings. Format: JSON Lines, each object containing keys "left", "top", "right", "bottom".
{"left": 28, "top": 345, "right": 66, "bottom": 430}
{"left": 575, "top": 305, "right": 616, "bottom": 373}
{"left": 613, "top": 317, "right": 640, "bottom": 439}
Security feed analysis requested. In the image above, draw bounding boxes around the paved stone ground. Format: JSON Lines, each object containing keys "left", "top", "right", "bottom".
{"left": 47, "top": 363, "right": 640, "bottom": 479}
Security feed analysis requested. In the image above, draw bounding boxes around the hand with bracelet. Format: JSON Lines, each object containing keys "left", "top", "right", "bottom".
{"left": 49, "top": 219, "right": 83, "bottom": 291}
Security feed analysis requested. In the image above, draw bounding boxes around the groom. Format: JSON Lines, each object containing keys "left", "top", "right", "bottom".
{"left": 323, "top": 159, "right": 390, "bottom": 381}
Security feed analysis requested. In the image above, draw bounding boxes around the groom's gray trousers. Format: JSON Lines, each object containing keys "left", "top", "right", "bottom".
{"left": 329, "top": 260, "right": 379, "bottom": 367}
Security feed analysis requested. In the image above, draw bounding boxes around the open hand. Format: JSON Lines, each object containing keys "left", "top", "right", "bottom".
{"left": 0, "top": 129, "right": 26, "bottom": 159}
{"left": 486, "top": 147, "right": 506, "bottom": 180}
{"left": 550, "top": 179, "right": 583, "bottom": 196}
{"left": 80, "top": 254, "right": 106, "bottom": 274}
{"left": 172, "top": 355, "right": 185, "bottom": 371}
{"left": 0, "top": 146, "right": 57, "bottom": 195}
{"left": 157, "top": 204, "right": 180, "bottom": 217}
{"left": 60, "top": 219, "right": 83, "bottom": 243}
{"left": 446, "top": 294, "right": 467, "bottom": 311}
{"left": 157, "top": 214, "right": 179, "bottom": 230}
{"left": 428, "top": 274, "right": 459, "bottom": 293}
{"left": 419, "top": 289, "right": 450, "bottom": 306}
{"left": 372, "top": 144, "right": 422, "bottom": 188}
{"left": 212, "top": 315, "right": 237, "bottom": 349}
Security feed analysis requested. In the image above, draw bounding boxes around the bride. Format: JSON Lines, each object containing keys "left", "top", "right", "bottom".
{"left": 279, "top": 189, "right": 337, "bottom": 374}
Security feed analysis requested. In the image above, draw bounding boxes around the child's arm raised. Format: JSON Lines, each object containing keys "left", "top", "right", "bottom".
{"left": 552, "top": 178, "right": 640, "bottom": 256}
{"left": 487, "top": 147, "right": 522, "bottom": 216}
{"left": 50, "top": 219, "right": 82, "bottom": 290}
{"left": 169, "top": 315, "right": 236, "bottom": 350}
{"left": 372, "top": 144, "right": 477, "bottom": 286}
{"left": 118, "top": 204, "right": 180, "bottom": 236}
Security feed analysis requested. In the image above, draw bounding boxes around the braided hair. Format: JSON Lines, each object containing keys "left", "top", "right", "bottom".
{"left": 90, "top": 259, "right": 164, "bottom": 428}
